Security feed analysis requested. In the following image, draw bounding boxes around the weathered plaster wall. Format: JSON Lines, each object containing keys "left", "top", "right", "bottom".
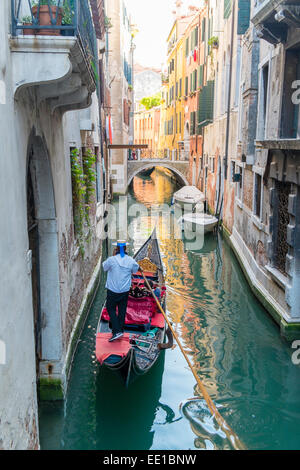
{"left": 0, "top": 2, "right": 104, "bottom": 449}
{"left": 0, "top": 1, "right": 39, "bottom": 449}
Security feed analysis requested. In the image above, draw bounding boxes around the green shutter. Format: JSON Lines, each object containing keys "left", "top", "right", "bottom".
{"left": 224, "top": 0, "right": 232, "bottom": 19}
{"left": 185, "top": 37, "right": 189, "bottom": 57}
{"left": 237, "top": 0, "right": 250, "bottom": 34}
{"left": 195, "top": 26, "right": 198, "bottom": 47}
{"left": 198, "top": 65, "right": 204, "bottom": 87}
{"left": 190, "top": 112, "right": 196, "bottom": 135}
{"left": 197, "top": 80, "right": 215, "bottom": 129}
{"left": 202, "top": 18, "right": 206, "bottom": 41}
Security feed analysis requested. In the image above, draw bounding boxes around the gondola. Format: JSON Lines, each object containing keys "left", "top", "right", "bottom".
{"left": 96, "top": 229, "right": 170, "bottom": 387}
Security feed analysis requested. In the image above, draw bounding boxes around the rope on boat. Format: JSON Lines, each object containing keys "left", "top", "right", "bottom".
{"left": 141, "top": 272, "right": 247, "bottom": 451}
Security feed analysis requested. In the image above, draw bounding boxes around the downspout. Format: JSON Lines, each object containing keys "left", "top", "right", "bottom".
{"left": 224, "top": 0, "right": 236, "bottom": 181}
{"left": 216, "top": 0, "right": 236, "bottom": 223}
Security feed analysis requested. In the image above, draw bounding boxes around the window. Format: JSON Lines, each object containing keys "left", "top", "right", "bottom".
{"left": 194, "top": 69, "right": 198, "bottom": 91}
{"left": 230, "top": 161, "right": 236, "bottom": 182}
{"left": 197, "top": 80, "right": 215, "bottom": 129}
{"left": 273, "top": 181, "right": 291, "bottom": 275}
{"left": 202, "top": 18, "right": 206, "bottom": 42}
{"left": 236, "top": 165, "right": 243, "bottom": 201}
{"left": 185, "top": 37, "right": 189, "bottom": 57}
{"left": 190, "top": 112, "right": 196, "bottom": 135}
{"left": 198, "top": 65, "right": 204, "bottom": 87}
{"left": 254, "top": 173, "right": 262, "bottom": 218}
{"left": 123, "top": 99, "right": 130, "bottom": 126}
{"left": 237, "top": 0, "right": 250, "bottom": 35}
{"left": 281, "top": 47, "right": 300, "bottom": 138}
{"left": 224, "top": 0, "right": 232, "bottom": 19}
{"left": 185, "top": 76, "right": 189, "bottom": 96}
{"left": 262, "top": 64, "right": 269, "bottom": 137}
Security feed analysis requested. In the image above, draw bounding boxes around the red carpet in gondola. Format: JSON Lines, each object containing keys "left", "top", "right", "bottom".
{"left": 96, "top": 333, "right": 131, "bottom": 365}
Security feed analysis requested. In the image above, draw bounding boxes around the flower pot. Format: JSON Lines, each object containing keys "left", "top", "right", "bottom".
{"left": 32, "top": 5, "right": 63, "bottom": 36}
{"left": 23, "top": 23, "right": 36, "bottom": 35}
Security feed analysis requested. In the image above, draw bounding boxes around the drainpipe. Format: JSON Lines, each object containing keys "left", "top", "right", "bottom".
{"left": 224, "top": 0, "right": 236, "bottom": 181}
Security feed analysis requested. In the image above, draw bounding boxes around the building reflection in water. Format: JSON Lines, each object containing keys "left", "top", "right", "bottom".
{"left": 130, "top": 171, "right": 223, "bottom": 446}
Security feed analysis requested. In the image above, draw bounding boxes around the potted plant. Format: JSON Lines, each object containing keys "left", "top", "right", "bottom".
{"left": 31, "top": 0, "right": 63, "bottom": 36}
{"left": 208, "top": 36, "right": 219, "bottom": 49}
{"left": 61, "top": 0, "right": 75, "bottom": 36}
{"left": 22, "top": 15, "right": 35, "bottom": 35}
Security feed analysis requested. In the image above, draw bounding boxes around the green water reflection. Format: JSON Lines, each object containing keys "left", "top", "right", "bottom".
{"left": 39, "top": 169, "right": 300, "bottom": 450}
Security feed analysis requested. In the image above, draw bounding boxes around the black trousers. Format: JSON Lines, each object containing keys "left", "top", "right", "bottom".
{"left": 106, "top": 289, "right": 129, "bottom": 335}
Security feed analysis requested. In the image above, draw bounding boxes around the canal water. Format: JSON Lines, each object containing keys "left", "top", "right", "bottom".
{"left": 39, "top": 169, "right": 300, "bottom": 450}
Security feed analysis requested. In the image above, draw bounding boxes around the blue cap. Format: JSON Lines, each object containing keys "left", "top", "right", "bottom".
{"left": 117, "top": 242, "right": 126, "bottom": 258}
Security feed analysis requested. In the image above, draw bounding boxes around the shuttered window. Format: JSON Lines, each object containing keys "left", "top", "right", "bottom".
{"left": 198, "top": 65, "right": 204, "bottom": 87}
{"left": 194, "top": 26, "right": 198, "bottom": 47}
{"left": 237, "top": 0, "right": 250, "bottom": 34}
{"left": 224, "top": 0, "right": 232, "bottom": 19}
{"left": 190, "top": 112, "right": 196, "bottom": 135}
{"left": 202, "top": 18, "right": 206, "bottom": 41}
{"left": 185, "top": 76, "right": 189, "bottom": 95}
{"left": 197, "top": 80, "right": 215, "bottom": 129}
{"left": 185, "top": 37, "right": 189, "bottom": 57}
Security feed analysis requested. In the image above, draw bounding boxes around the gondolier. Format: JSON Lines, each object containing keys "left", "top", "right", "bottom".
{"left": 96, "top": 229, "right": 168, "bottom": 386}
{"left": 103, "top": 240, "right": 142, "bottom": 342}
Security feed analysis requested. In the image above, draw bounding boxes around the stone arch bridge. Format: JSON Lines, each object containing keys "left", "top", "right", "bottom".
{"left": 127, "top": 159, "right": 190, "bottom": 187}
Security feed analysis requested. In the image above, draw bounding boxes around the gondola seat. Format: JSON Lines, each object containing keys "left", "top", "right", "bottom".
{"left": 96, "top": 333, "right": 131, "bottom": 365}
{"left": 150, "top": 312, "right": 165, "bottom": 329}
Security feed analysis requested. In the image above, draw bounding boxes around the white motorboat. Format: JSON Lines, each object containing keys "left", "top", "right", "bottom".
{"left": 173, "top": 186, "right": 206, "bottom": 209}
{"left": 178, "top": 213, "right": 219, "bottom": 233}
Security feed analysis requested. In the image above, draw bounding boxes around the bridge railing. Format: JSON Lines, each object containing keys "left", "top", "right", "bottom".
{"left": 128, "top": 149, "right": 191, "bottom": 161}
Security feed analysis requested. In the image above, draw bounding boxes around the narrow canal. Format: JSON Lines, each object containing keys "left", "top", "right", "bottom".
{"left": 39, "top": 169, "right": 300, "bottom": 450}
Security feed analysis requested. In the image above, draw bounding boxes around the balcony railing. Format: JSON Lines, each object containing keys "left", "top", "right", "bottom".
{"left": 11, "top": 0, "right": 98, "bottom": 85}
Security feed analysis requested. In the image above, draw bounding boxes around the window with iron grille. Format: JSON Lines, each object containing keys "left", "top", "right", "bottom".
{"left": 274, "top": 181, "right": 291, "bottom": 275}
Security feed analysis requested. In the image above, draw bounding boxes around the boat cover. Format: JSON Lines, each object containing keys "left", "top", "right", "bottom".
{"left": 96, "top": 333, "right": 131, "bottom": 365}
{"left": 102, "top": 296, "right": 157, "bottom": 325}
{"left": 151, "top": 312, "right": 165, "bottom": 329}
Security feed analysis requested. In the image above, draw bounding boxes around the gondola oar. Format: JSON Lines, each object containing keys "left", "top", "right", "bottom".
{"left": 141, "top": 271, "right": 247, "bottom": 451}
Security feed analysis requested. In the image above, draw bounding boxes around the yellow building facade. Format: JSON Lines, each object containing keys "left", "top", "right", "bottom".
{"left": 159, "top": 16, "right": 191, "bottom": 160}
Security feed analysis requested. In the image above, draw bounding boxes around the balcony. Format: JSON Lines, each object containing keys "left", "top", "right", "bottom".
{"left": 252, "top": 0, "right": 300, "bottom": 44}
{"left": 11, "top": 0, "right": 98, "bottom": 112}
